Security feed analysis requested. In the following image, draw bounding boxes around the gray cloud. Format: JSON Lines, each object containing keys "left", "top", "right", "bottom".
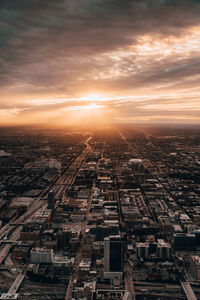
{"left": 0, "top": 0, "right": 200, "bottom": 123}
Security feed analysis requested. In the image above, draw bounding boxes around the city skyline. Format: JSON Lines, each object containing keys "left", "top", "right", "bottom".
{"left": 1, "top": 0, "right": 200, "bottom": 126}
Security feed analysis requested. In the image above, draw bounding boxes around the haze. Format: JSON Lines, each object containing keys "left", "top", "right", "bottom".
{"left": 0, "top": 0, "right": 200, "bottom": 126}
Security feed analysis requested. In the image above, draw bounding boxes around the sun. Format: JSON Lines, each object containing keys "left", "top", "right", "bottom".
{"left": 79, "top": 93, "right": 105, "bottom": 102}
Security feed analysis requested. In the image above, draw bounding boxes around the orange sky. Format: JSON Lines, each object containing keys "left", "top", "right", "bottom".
{"left": 0, "top": 0, "right": 200, "bottom": 126}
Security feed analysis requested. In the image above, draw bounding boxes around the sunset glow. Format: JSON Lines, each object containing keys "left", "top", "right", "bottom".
{"left": 0, "top": 1, "right": 200, "bottom": 126}
{"left": 78, "top": 94, "right": 107, "bottom": 102}
{"left": 68, "top": 103, "right": 105, "bottom": 111}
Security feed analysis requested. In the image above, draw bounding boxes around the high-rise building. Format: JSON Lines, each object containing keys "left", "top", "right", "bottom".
{"left": 157, "top": 239, "right": 171, "bottom": 259}
{"left": 173, "top": 233, "right": 196, "bottom": 250}
{"left": 104, "top": 235, "right": 123, "bottom": 275}
{"left": 136, "top": 242, "right": 149, "bottom": 258}
{"left": 48, "top": 190, "right": 55, "bottom": 209}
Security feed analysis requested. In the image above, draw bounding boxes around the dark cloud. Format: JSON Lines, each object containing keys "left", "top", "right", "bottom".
{"left": 0, "top": 0, "right": 200, "bottom": 123}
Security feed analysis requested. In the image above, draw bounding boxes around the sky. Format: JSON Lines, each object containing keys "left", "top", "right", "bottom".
{"left": 0, "top": 0, "right": 200, "bottom": 126}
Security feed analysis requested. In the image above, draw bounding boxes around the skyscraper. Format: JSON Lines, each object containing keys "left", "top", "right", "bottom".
{"left": 104, "top": 235, "right": 123, "bottom": 274}
{"left": 48, "top": 190, "right": 55, "bottom": 209}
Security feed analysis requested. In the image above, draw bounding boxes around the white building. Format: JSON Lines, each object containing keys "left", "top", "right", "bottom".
{"left": 31, "top": 248, "right": 53, "bottom": 264}
{"left": 48, "top": 159, "right": 61, "bottom": 173}
{"left": 128, "top": 159, "right": 143, "bottom": 171}
{"left": 0, "top": 150, "right": 11, "bottom": 166}
{"left": 0, "top": 150, "right": 10, "bottom": 157}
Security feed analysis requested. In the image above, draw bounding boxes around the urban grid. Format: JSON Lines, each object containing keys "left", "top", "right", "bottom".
{"left": 0, "top": 125, "right": 199, "bottom": 300}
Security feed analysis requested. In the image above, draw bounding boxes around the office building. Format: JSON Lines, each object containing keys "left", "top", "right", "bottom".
{"left": 136, "top": 242, "right": 149, "bottom": 258}
{"left": 157, "top": 239, "right": 171, "bottom": 259}
{"left": 48, "top": 190, "right": 55, "bottom": 209}
{"left": 104, "top": 235, "right": 123, "bottom": 275}
{"left": 31, "top": 248, "right": 53, "bottom": 264}
{"left": 173, "top": 233, "right": 196, "bottom": 250}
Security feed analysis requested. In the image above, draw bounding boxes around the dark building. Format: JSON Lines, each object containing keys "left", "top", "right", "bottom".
{"left": 173, "top": 233, "right": 196, "bottom": 250}
{"left": 104, "top": 235, "right": 123, "bottom": 273}
{"left": 90, "top": 226, "right": 119, "bottom": 241}
{"left": 48, "top": 190, "right": 55, "bottom": 209}
{"left": 193, "top": 230, "right": 200, "bottom": 246}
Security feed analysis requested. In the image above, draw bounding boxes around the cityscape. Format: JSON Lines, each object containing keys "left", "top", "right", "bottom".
{"left": 0, "top": 125, "right": 199, "bottom": 299}
{"left": 1, "top": 0, "right": 200, "bottom": 299}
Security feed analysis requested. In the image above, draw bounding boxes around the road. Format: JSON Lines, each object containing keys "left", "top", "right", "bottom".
{"left": 54, "top": 146, "right": 90, "bottom": 201}
{"left": 0, "top": 200, "right": 47, "bottom": 264}
{"left": 8, "top": 271, "right": 25, "bottom": 294}
{"left": 65, "top": 138, "right": 100, "bottom": 299}
{"left": 0, "top": 136, "right": 92, "bottom": 265}
{"left": 112, "top": 154, "right": 136, "bottom": 299}
{"left": 125, "top": 273, "right": 136, "bottom": 300}
{"left": 65, "top": 143, "right": 100, "bottom": 300}
{"left": 65, "top": 180, "right": 95, "bottom": 300}
{"left": 180, "top": 280, "right": 197, "bottom": 300}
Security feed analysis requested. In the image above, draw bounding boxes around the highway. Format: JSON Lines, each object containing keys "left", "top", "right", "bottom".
{"left": 0, "top": 199, "right": 47, "bottom": 264}
{"left": 180, "top": 280, "right": 197, "bottom": 300}
{"left": 8, "top": 271, "right": 25, "bottom": 294}
{"left": 55, "top": 136, "right": 91, "bottom": 202}
{"left": 0, "top": 136, "right": 92, "bottom": 265}
{"left": 134, "top": 282, "right": 186, "bottom": 299}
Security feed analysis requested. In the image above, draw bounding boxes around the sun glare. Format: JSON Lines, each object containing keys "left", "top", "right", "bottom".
{"left": 59, "top": 101, "right": 108, "bottom": 127}
{"left": 68, "top": 102, "right": 105, "bottom": 111}
{"left": 85, "top": 102, "right": 102, "bottom": 110}
{"left": 79, "top": 93, "right": 105, "bottom": 102}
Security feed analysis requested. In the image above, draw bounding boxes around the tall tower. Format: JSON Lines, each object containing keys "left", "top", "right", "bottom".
{"left": 104, "top": 235, "right": 123, "bottom": 274}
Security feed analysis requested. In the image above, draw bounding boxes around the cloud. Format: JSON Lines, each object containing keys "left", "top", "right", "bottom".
{"left": 0, "top": 0, "right": 200, "bottom": 124}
